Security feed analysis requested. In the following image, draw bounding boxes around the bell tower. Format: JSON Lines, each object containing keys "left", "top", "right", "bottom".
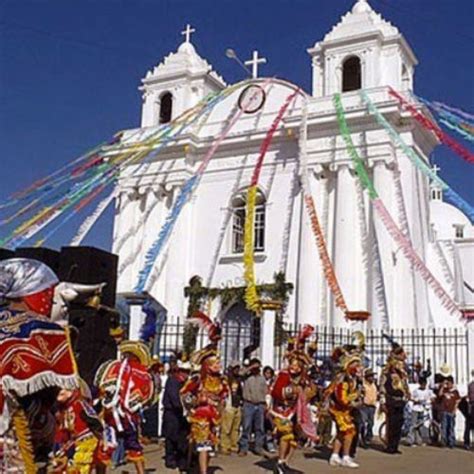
{"left": 140, "top": 25, "right": 226, "bottom": 127}
{"left": 307, "top": 0, "right": 417, "bottom": 97}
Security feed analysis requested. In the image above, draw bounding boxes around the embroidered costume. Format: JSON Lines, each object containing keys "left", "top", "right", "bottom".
{"left": 94, "top": 340, "right": 155, "bottom": 466}
{"left": 180, "top": 312, "right": 228, "bottom": 454}
{"left": 326, "top": 344, "right": 364, "bottom": 469}
{"left": 0, "top": 258, "right": 78, "bottom": 473}
{"left": 270, "top": 325, "right": 317, "bottom": 474}
{"left": 53, "top": 381, "right": 102, "bottom": 474}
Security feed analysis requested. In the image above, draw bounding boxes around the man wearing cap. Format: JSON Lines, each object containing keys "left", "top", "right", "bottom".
{"left": 162, "top": 359, "right": 191, "bottom": 472}
{"left": 220, "top": 361, "right": 243, "bottom": 455}
{"left": 0, "top": 258, "right": 78, "bottom": 472}
{"left": 360, "top": 368, "right": 378, "bottom": 447}
{"left": 239, "top": 357, "right": 267, "bottom": 456}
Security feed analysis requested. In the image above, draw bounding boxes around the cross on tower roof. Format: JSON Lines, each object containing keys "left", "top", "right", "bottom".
{"left": 181, "top": 24, "right": 195, "bottom": 44}
{"left": 244, "top": 50, "right": 267, "bottom": 79}
{"left": 432, "top": 164, "right": 441, "bottom": 175}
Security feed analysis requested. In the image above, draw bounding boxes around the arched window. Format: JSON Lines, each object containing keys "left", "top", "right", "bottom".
{"left": 231, "top": 189, "right": 266, "bottom": 254}
{"left": 159, "top": 92, "right": 173, "bottom": 124}
{"left": 402, "top": 64, "right": 411, "bottom": 90}
{"left": 342, "top": 56, "right": 362, "bottom": 92}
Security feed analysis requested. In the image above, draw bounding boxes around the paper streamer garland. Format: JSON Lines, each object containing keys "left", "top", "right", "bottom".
{"left": 360, "top": 91, "right": 474, "bottom": 222}
{"left": 389, "top": 88, "right": 474, "bottom": 164}
{"left": 2, "top": 87, "right": 231, "bottom": 248}
{"left": 335, "top": 94, "right": 460, "bottom": 318}
{"left": 299, "top": 100, "right": 349, "bottom": 313}
{"left": 70, "top": 189, "right": 117, "bottom": 245}
{"left": 134, "top": 82, "right": 268, "bottom": 293}
{"left": 373, "top": 199, "right": 459, "bottom": 316}
{"left": 243, "top": 88, "right": 299, "bottom": 312}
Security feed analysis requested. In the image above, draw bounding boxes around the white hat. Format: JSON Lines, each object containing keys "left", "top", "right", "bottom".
{"left": 439, "top": 363, "right": 452, "bottom": 377}
{"left": 0, "top": 258, "right": 58, "bottom": 299}
{"left": 178, "top": 360, "right": 192, "bottom": 371}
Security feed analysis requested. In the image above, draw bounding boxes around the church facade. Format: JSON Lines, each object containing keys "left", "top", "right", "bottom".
{"left": 112, "top": 0, "right": 473, "bottom": 333}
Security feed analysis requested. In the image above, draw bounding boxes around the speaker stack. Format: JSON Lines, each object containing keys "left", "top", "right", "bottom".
{"left": 1, "top": 245, "right": 120, "bottom": 385}
{"left": 58, "top": 247, "right": 119, "bottom": 384}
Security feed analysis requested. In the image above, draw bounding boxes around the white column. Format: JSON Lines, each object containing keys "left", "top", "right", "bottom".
{"left": 129, "top": 305, "right": 145, "bottom": 341}
{"left": 373, "top": 159, "right": 418, "bottom": 328}
{"left": 116, "top": 190, "right": 138, "bottom": 292}
{"left": 296, "top": 178, "right": 320, "bottom": 327}
{"left": 332, "top": 164, "right": 360, "bottom": 327}
{"left": 260, "top": 310, "right": 275, "bottom": 368}
{"left": 317, "top": 171, "right": 330, "bottom": 326}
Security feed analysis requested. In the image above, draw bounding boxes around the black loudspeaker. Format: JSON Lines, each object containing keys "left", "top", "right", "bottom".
{"left": 58, "top": 246, "right": 118, "bottom": 307}
{"left": 69, "top": 306, "right": 117, "bottom": 385}
{"left": 14, "top": 247, "right": 61, "bottom": 275}
{"left": 0, "top": 248, "right": 15, "bottom": 261}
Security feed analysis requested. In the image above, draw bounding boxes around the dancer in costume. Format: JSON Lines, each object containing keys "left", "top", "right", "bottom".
{"left": 180, "top": 312, "right": 228, "bottom": 474}
{"left": 270, "top": 325, "right": 317, "bottom": 474}
{"left": 94, "top": 340, "right": 155, "bottom": 474}
{"left": 52, "top": 379, "right": 103, "bottom": 473}
{"left": 327, "top": 347, "right": 363, "bottom": 468}
{"left": 379, "top": 342, "right": 409, "bottom": 454}
{"left": 0, "top": 258, "right": 78, "bottom": 473}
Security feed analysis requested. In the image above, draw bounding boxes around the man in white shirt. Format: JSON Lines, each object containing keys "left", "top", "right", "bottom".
{"left": 408, "top": 377, "right": 434, "bottom": 446}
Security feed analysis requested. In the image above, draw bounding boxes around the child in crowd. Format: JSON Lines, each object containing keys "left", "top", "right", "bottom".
{"left": 408, "top": 377, "right": 434, "bottom": 446}
{"left": 438, "top": 376, "right": 461, "bottom": 448}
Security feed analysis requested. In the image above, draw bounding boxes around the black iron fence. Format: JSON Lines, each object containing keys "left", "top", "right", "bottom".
{"left": 273, "top": 324, "right": 471, "bottom": 385}
{"left": 154, "top": 318, "right": 470, "bottom": 385}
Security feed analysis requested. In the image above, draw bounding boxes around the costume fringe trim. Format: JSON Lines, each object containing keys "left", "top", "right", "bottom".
{"left": 2, "top": 372, "right": 78, "bottom": 397}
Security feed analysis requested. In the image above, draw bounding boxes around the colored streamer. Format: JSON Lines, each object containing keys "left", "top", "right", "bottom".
{"left": 299, "top": 100, "right": 349, "bottom": 313}
{"left": 389, "top": 88, "right": 474, "bottom": 164}
{"left": 244, "top": 88, "right": 299, "bottom": 312}
{"left": 373, "top": 199, "right": 460, "bottom": 316}
{"left": 134, "top": 82, "right": 262, "bottom": 293}
{"left": 70, "top": 189, "right": 117, "bottom": 245}
{"left": 335, "top": 95, "right": 461, "bottom": 318}
{"left": 2, "top": 87, "right": 230, "bottom": 247}
{"left": 361, "top": 91, "right": 474, "bottom": 222}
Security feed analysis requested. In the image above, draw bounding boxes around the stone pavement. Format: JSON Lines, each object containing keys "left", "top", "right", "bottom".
{"left": 110, "top": 442, "right": 474, "bottom": 474}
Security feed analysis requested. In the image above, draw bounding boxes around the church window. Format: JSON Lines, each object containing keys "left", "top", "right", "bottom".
{"left": 342, "top": 56, "right": 362, "bottom": 92}
{"left": 454, "top": 224, "right": 464, "bottom": 239}
{"left": 402, "top": 64, "right": 411, "bottom": 90}
{"left": 430, "top": 187, "right": 442, "bottom": 200}
{"left": 231, "top": 189, "right": 266, "bottom": 253}
{"left": 159, "top": 92, "right": 173, "bottom": 124}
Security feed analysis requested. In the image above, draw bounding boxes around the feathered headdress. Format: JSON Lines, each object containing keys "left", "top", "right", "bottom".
{"left": 295, "top": 324, "right": 315, "bottom": 350}
{"left": 286, "top": 324, "right": 315, "bottom": 367}
{"left": 187, "top": 311, "right": 221, "bottom": 343}
{"left": 187, "top": 311, "right": 221, "bottom": 367}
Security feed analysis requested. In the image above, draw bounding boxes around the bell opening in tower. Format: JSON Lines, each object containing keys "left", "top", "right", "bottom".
{"left": 342, "top": 56, "right": 362, "bottom": 92}
{"left": 159, "top": 91, "right": 173, "bottom": 124}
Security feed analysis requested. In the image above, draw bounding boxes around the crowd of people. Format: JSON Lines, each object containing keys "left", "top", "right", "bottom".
{"left": 0, "top": 257, "right": 473, "bottom": 474}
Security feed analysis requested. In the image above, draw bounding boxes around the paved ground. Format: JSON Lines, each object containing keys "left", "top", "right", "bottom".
{"left": 110, "top": 442, "right": 474, "bottom": 474}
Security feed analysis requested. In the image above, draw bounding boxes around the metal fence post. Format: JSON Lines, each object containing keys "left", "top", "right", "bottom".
{"left": 467, "top": 322, "right": 474, "bottom": 380}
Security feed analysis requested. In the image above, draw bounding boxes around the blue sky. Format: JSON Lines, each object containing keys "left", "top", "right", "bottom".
{"left": 0, "top": 0, "right": 473, "bottom": 251}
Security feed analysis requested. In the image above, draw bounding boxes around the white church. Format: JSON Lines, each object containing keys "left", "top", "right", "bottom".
{"left": 112, "top": 0, "right": 473, "bottom": 343}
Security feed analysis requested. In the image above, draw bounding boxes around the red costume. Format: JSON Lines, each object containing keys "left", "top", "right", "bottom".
{"left": 270, "top": 325, "right": 317, "bottom": 447}
{"left": 180, "top": 312, "right": 228, "bottom": 452}
{"left": 0, "top": 258, "right": 78, "bottom": 473}
{"left": 94, "top": 341, "right": 155, "bottom": 465}
{"left": 53, "top": 383, "right": 102, "bottom": 474}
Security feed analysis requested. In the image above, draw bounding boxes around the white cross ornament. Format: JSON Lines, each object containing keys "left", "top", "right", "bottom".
{"left": 181, "top": 24, "right": 195, "bottom": 43}
{"left": 244, "top": 50, "right": 267, "bottom": 79}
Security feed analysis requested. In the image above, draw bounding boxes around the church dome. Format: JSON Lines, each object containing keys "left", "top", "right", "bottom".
{"left": 430, "top": 199, "right": 474, "bottom": 240}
